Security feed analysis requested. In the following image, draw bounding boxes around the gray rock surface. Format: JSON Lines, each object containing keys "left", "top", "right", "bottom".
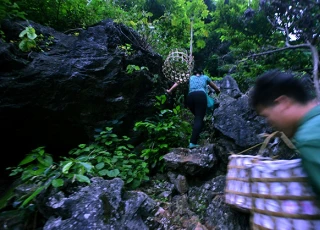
{"left": 0, "top": 18, "right": 166, "bottom": 176}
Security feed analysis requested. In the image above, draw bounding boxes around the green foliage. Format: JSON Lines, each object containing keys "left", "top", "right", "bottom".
{"left": 68, "top": 127, "right": 149, "bottom": 188}
{"left": 13, "top": 0, "right": 127, "bottom": 31}
{"left": 36, "top": 34, "right": 55, "bottom": 51}
{"left": 0, "top": 0, "right": 26, "bottom": 21}
{"left": 210, "top": 0, "right": 270, "bottom": 55}
{"left": 1, "top": 0, "right": 209, "bottom": 56}
{"left": 18, "top": 25, "right": 37, "bottom": 52}
{"left": 204, "top": 69, "right": 223, "bottom": 81}
{"left": 231, "top": 59, "right": 267, "bottom": 92}
{"left": 134, "top": 94, "right": 191, "bottom": 170}
{"left": 9, "top": 147, "right": 53, "bottom": 180}
{"left": 6, "top": 128, "right": 149, "bottom": 209}
{"left": 118, "top": 43, "right": 134, "bottom": 56}
{"left": 17, "top": 25, "right": 55, "bottom": 53}
{"left": 201, "top": 0, "right": 317, "bottom": 84}
{"left": 145, "top": 0, "right": 210, "bottom": 55}
{"left": 126, "top": 65, "right": 149, "bottom": 74}
{"left": 6, "top": 147, "right": 60, "bottom": 208}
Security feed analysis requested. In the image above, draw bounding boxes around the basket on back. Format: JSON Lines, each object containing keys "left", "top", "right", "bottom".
{"left": 225, "top": 132, "right": 279, "bottom": 212}
{"left": 250, "top": 158, "right": 320, "bottom": 229}
{"left": 162, "top": 48, "right": 194, "bottom": 84}
{"left": 249, "top": 132, "right": 320, "bottom": 229}
{"left": 225, "top": 154, "right": 271, "bottom": 212}
{"left": 225, "top": 131, "right": 320, "bottom": 228}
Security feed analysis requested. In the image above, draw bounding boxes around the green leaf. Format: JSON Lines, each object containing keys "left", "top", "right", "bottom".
{"left": 37, "top": 155, "right": 53, "bottom": 167}
{"left": 26, "top": 27, "right": 37, "bottom": 40}
{"left": 18, "top": 154, "right": 37, "bottom": 166}
{"left": 77, "top": 156, "right": 89, "bottom": 161}
{"left": 19, "top": 39, "right": 36, "bottom": 52}
{"left": 21, "top": 186, "right": 45, "bottom": 208}
{"left": 78, "top": 162, "right": 93, "bottom": 172}
{"left": 126, "top": 177, "right": 133, "bottom": 183}
{"left": 84, "top": 147, "right": 90, "bottom": 152}
{"left": 98, "top": 169, "right": 108, "bottom": 176}
{"left": 111, "top": 158, "right": 118, "bottom": 163}
{"left": 106, "top": 169, "right": 120, "bottom": 177}
{"left": 38, "top": 149, "right": 45, "bottom": 156}
{"left": 161, "top": 95, "right": 166, "bottom": 104}
{"left": 105, "top": 127, "right": 113, "bottom": 132}
{"left": 105, "top": 141, "right": 112, "bottom": 145}
{"left": 75, "top": 174, "right": 91, "bottom": 184}
{"left": 122, "top": 136, "right": 130, "bottom": 141}
{"left": 62, "top": 162, "right": 73, "bottom": 173}
{"left": 52, "top": 179, "right": 64, "bottom": 188}
{"left": 28, "top": 165, "right": 46, "bottom": 176}
{"left": 19, "top": 28, "right": 28, "bottom": 38}
{"left": 79, "top": 144, "right": 86, "bottom": 148}
{"left": 95, "top": 162, "right": 105, "bottom": 170}
{"left": 131, "top": 179, "right": 141, "bottom": 189}
{"left": 159, "top": 144, "right": 168, "bottom": 148}
{"left": 117, "top": 146, "right": 130, "bottom": 151}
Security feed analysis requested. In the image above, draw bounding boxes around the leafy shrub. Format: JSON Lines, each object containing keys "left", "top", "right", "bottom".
{"left": 68, "top": 127, "right": 149, "bottom": 188}
{"left": 7, "top": 147, "right": 60, "bottom": 208}
{"left": 18, "top": 25, "right": 38, "bottom": 52}
{"left": 126, "top": 64, "right": 149, "bottom": 74}
{"left": 6, "top": 127, "right": 149, "bottom": 209}
{"left": 0, "top": 0, "right": 26, "bottom": 22}
{"left": 134, "top": 94, "right": 191, "bottom": 170}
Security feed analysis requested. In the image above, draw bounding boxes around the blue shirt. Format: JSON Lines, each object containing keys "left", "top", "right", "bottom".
{"left": 189, "top": 75, "right": 212, "bottom": 93}
{"left": 293, "top": 105, "right": 320, "bottom": 197}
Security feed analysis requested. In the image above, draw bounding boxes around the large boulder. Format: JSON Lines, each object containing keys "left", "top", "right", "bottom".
{"left": 0, "top": 19, "right": 167, "bottom": 177}
{"left": 36, "top": 177, "right": 162, "bottom": 230}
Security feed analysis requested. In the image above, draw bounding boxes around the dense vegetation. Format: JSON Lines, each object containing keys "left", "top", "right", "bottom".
{"left": 1, "top": 0, "right": 319, "bottom": 220}
{"left": 1, "top": 0, "right": 319, "bottom": 91}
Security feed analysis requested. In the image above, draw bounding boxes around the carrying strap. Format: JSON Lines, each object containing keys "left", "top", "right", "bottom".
{"left": 228, "top": 131, "right": 298, "bottom": 157}
{"left": 258, "top": 131, "right": 298, "bottom": 156}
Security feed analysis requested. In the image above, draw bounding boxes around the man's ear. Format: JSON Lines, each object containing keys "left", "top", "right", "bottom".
{"left": 274, "top": 95, "right": 293, "bottom": 109}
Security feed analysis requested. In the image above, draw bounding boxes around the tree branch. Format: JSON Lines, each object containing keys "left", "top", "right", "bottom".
{"left": 240, "top": 42, "right": 320, "bottom": 101}
{"left": 284, "top": 25, "right": 291, "bottom": 46}
{"left": 308, "top": 41, "right": 320, "bottom": 101}
{"left": 238, "top": 43, "right": 310, "bottom": 62}
{"left": 312, "top": 30, "right": 320, "bottom": 45}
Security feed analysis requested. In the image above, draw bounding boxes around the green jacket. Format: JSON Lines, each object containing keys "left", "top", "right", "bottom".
{"left": 293, "top": 105, "right": 320, "bottom": 197}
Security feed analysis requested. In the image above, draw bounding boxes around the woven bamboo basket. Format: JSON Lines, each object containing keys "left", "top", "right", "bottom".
{"left": 225, "top": 154, "right": 271, "bottom": 212}
{"left": 162, "top": 48, "right": 194, "bottom": 83}
{"left": 225, "top": 131, "right": 298, "bottom": 213}
{"left": 250, "top": 158, "right": 320, "bottom": 230}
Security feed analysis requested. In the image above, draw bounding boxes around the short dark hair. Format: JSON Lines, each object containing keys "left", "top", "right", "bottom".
{"left": 194, "top": 69, "right": 202, "bottom": 75}
{"left": 250, "top": 70, "right": 313, "bottom": 108}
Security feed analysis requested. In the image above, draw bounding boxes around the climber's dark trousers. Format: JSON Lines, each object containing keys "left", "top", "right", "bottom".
{"left": 187, "top": 91, "right": 207, "bottom": 144}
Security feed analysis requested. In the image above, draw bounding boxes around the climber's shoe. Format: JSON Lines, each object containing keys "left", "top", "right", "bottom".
{"left": 189, "top": 143, "right": 200, "bottom": 149}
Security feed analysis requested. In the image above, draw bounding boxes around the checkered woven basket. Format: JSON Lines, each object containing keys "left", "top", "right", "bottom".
{"left": 250, "top": 158, "right": 320, "bottom": 230}
{"left": 162, "top": 48, "right": 194, "bottom": 83}
{"left": 225, "top": 154, "right": 271, "bottom": 212}
{"left": 225, "top": 131, "right": 298, "bottom": 213}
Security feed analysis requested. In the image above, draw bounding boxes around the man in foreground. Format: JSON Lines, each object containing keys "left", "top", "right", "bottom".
{"left": 250, "top": 69, "right": 320, "bottom": 197}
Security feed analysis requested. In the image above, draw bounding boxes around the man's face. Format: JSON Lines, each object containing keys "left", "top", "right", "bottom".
{"left": 256, "top": 100, "right": 296, "bottom": 138}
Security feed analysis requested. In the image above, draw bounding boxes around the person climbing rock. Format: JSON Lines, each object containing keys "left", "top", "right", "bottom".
{"left": 167, "top": 69, "right": 220, "bottom": 149}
